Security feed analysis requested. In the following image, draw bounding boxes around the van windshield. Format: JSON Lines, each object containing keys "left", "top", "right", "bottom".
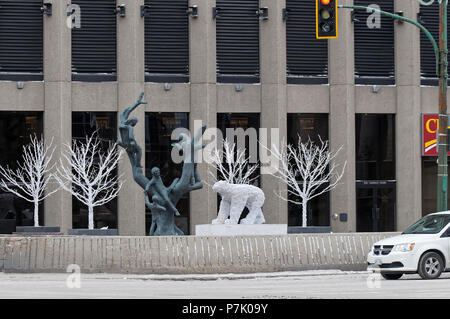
{"left": 402, "top": 214, "right": 450, "bottom": 234}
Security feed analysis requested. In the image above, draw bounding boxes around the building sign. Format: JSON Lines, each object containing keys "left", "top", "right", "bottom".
{"left": 422, "top": 114, "right": 450, "bottom": 156}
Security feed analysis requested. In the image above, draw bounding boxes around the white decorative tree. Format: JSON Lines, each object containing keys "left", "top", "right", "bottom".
{"left": 0, "top": 135, "right": 59, "bottom": 227}
{"left": 267, "top": 136, "right": 346, "bottom": 227}
{"left": 207, "top": 138, "right": 259, "bottom": 185}
{"left": 54, "top": 134, "right": 123, "bottom": 230}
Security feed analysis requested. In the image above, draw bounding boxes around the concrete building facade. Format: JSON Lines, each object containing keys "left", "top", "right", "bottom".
{"left": 0, "top": 0, "right": 443, "bottom": 235}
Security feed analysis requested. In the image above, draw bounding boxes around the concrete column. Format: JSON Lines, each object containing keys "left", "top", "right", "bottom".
{"left": 260, "top": 0, "right": 288, "bottom": 224}
{"left": 395, "top": 0, "right": 422, "bottom": 230}
{"left": 189, "top": 0, "right": 217, "bottom": 233}
{"left": 117, "top": 0, "right": 146, "bottom": 235}
{"left": 329, "top": 0, "right": 356, "bottom": 232}
{"left": 44, "top": 0, "right": 72, "bottom": 233}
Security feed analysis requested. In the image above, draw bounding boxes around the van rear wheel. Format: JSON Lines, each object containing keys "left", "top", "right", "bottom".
{"left": 380, "top": 273, "right": 403, "bottom": 280}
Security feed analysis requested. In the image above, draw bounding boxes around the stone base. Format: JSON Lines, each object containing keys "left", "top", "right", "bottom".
{"left": 16, "top": 226, "right": 61, "bottom": 233}
{"left": 0, "top": 219, "right": 16, "bottom": 234}
{"left": 288, "top": 226, "right": 331, "bottom": 234}
{"left": 195, "top": 224, "right": 287, "bottom": 236}
{"left": 68, "top": 229, "right": 118, "bottom": 236}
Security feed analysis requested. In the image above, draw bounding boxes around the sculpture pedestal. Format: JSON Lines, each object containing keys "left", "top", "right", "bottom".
{"left": 195, "top": 224, "right": 287, "bottom": 236}
{"left": 68, "top": 229, "right": 118, "bottom": 236}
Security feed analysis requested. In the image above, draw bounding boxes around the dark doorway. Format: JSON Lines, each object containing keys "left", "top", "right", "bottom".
{"left": 356, "top": 114, "right": 396, "bottom": 232}
{"left": 356, "top": 181, "right": 396, "bottom": 232}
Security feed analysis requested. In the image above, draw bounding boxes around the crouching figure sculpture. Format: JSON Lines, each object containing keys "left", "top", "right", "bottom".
{"left": 212, "top": 181, "right": 265, "bottom": 225}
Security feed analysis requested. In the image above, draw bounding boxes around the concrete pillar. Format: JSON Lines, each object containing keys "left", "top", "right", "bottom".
{"left": 189, "top": 0, "right": 217, "bottom": 233}
{"left": 395, "top": 0, "right": 422, "bottom": 230}
{"left": 260, "top": 0, "right": 288, "bottom": 224}
{"left": 117, "top": 0, "right": 146, "bottom": 235}
{"left": 329, "top": 0, "right": 356, "bottom": 232}
{"left": 44, "top": 0, "right": 72, "bottom": 233}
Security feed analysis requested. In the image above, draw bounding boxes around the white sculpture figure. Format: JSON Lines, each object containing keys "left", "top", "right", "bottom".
{"left": 212, "top": 181, "right": 265, "bottom": 225}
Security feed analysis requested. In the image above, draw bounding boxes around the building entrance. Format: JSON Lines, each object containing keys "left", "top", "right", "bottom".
{"left": 356, "top": 181, "right": 396, "bottom": 232}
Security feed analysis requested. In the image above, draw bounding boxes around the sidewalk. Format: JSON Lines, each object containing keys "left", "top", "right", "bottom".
{"left": 0, "top": 269, "right": 371, "bottom": 281}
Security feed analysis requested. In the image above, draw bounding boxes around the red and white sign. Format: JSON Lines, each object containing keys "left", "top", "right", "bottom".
{"left": 422, "top": 114, "right": 450, "bottom": 156}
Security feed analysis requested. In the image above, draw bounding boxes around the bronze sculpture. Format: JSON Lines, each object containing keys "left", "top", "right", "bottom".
{"left": 118, "top": 92, "right": 206, "bottom": 236}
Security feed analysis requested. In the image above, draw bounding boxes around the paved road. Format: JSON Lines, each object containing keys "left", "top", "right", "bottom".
{"left": 1, "top": 271, "right": 450, "bottom": 299}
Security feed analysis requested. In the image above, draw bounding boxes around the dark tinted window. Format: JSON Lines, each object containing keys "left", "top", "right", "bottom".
{"left": 145, "top": 113, "right": 189, "bottom": 235}
{"left": 216, "top": 0, "right": 260, "bottom": 83}
{"left": 354, "top": 0, "right": 395, "bottom": 84}
{"left": 419, "top": 2, "right": 450, "bottom": 85}
{"left": 72, "top": 112, "right": 118, "bottom": 229}
{"left": 286, "top": 0, "right": 328, "bottom": 84}
{"left": 403, "top": 214, "right": 450, "bottom": 234}
{"left": 0, "top": 112, "right": 43, "bottom": 233}
{"left": 287, "top": 114, "right": 330, "bottom": 227}
{"left": 144, "top": 0, "right": 189, "bottom": 83}
{"left": 71, "top": 0, "right": 117, "bottom": 81}
{"left": 356, "top": 114, "right": 395, "bottom": 180}
{"left": 0, "top": 0, "right": 43, "bottom": 80}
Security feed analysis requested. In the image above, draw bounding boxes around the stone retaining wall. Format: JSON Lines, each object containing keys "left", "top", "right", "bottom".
{"left": 0, "top": 233, "right": 399, "bottom": 274}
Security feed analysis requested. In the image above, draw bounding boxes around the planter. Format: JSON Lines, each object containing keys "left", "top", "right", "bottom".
{"left": 15, "top": 226, "right": 61, "bottom": 234}
{"left": 68, "top": 229, "right": 118, "bottom": 236}
{"left": 288, "top": 226, "right": 331, "bottom": 234}
{"left": 0, "top": 219, "right": 16, "bottom": 234}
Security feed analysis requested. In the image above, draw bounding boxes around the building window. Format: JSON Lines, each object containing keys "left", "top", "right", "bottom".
{"left": 419, "top": 2, "right": 450, "bottom": 85}
{"left": 422, "top": 158, "right": 450, "bottom": 216}
{"left": 72, "top": 112, "right": 118, "bottom": 229}
{"left": 145, "top": 113, "right": 189, "bottom": 235}
{"left": 286, "top": 0, "right": 328, "bottom": 84}
{"left": 356, "top": 114, "right": 395, "bottom": 181}
{"left": 216, "top": 113, "right": 260, "bottom": 185}
{"left": 216, "top": 113, "right": 260, "bottom": 222}
{"left": 215, "top": 0, "right": 260, "bottom": 84}
{"left": 0, "top": 0, "right": 43, "bottom": 81}
{"left": 287, "top": 113, "right": 330, "bottom": 227}
{"left": 0, "top": 112, "right": 43, "bottom": 234}
{"left": 356, "top": 114, "right": 396, "bottom": 232}
{"left": 354, "top": 0, "right": 395, "bottom": 85}
{"left": 71, "top": 0, "right": 117, "bottom": 82}
{"left": 144, "top": 0, "right": 189, "bottom": 83}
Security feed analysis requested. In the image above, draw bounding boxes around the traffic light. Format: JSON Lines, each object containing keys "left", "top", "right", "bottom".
{"left": 316, "top": 0, "right": 338, "bottom": 39}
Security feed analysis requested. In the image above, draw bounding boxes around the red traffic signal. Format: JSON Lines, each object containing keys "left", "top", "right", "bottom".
{"left": 316, "top": 0, "right": 338, "bottom": 39}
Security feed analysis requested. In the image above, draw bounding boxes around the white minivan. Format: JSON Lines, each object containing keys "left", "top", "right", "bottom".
{"left": 367, "top": 212, "right": 450, "bottom": 280}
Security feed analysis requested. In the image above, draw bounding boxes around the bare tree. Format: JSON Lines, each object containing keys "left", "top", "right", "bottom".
{"left": 207, "top": 138, "right": 259, "bottom": 185}
{"left": 0, "top": 135, "right": 58, "bottom": 227}
{"left": 266, "top": 136, "right": 346, "bottom": 227}
{"left": 54, "top": 134, "right": 123, "bottom": 230}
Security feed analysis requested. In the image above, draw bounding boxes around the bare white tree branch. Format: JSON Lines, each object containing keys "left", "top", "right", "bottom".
{"left": 54, "top": 134, "right": 123, "bottom": 230}
{"left": 0, "top": 135, "right": 59, "bottom": 227}
{"left": 263, "top": 136, "right": 346, "bottom": 227}
{"left": 207, "top": 138, "right": 259, "bottom": 185}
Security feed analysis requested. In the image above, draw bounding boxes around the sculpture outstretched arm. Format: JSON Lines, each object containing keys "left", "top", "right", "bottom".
{"left": 120, "top": 92, "right": 147, "bottom": 122}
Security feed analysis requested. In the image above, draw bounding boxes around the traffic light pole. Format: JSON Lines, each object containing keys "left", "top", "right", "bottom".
{"left": 339, "top": 4, "right": 447, "bottom": 212}
{"left": 437, "top": 0, "right": 448, "bottom": 212}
